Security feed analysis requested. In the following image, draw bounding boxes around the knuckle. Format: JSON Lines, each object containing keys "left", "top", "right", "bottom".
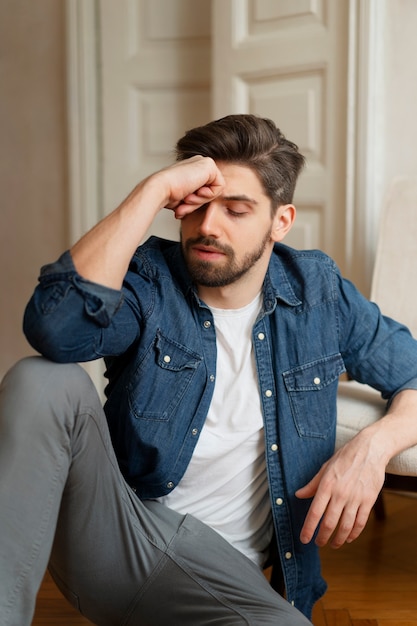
{"left": 320, "top": 518, "right": 336, "bottom": 533}
{"left": 339, "top": 521, "right": 353, "bottom": 534}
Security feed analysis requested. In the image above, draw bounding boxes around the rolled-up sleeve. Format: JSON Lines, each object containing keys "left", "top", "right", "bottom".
{"left": 337, "top": 273, "right": 417, "bottom": 402}
{"left": 23, "top": 251, "right": 139, "bottom": 363}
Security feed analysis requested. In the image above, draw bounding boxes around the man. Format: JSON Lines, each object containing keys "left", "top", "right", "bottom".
{"left": 1, "top": 114, "right": 417, "bottom": 625}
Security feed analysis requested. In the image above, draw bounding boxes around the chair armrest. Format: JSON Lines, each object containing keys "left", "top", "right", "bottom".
{"left": 337, "top": 380, "right": 417, "bottom": 476}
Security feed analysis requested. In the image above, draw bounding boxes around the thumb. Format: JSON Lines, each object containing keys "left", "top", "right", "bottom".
{"left": 295, "top": 472, "right": 321, "bottom": 500}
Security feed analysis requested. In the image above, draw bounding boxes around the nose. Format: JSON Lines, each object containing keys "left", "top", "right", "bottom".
{"left": 198, "top": 202, "right": 222, "bottom": 238}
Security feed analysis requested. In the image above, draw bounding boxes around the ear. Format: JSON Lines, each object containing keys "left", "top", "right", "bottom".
{"left": 271, "top": 204, "right": 296, "bottom": 243}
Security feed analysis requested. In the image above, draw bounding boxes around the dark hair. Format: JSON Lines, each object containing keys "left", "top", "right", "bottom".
{"left": 175, "top": 114, "right": 305, "bottom": 208}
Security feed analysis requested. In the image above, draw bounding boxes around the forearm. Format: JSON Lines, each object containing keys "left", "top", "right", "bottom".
{"left": 71, "top": 176, "right": 165, "bottom": 289}
{"left": 70, "top": 155, "right": 225, "bottom": 290}
{"left": 361, "top": 387, "right": 417, "bottom": 464}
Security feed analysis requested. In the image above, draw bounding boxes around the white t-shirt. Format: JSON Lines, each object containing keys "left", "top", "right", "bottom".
{"left": 157, "top": 292, "right": 273, "bottom": 567}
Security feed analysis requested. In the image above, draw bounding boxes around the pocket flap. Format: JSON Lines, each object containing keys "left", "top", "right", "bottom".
{"left": 283, "top": 354, "right": 345, "bottom": 392}
{"left": 155, "top": 331, "right": 202, "bottom": 372}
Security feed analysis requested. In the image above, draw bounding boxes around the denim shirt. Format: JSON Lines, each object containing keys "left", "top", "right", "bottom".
{"left": 23, "top": 236, "right": 417, "bottom": 618}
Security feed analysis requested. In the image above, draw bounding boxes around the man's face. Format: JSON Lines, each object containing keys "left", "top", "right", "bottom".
{"left": 180, "top": 162, "right": 276, "bottom": 289}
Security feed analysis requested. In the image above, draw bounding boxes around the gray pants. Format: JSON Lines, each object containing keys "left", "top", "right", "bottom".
{"left": 0, "top": 357, "right": 311, "bottom": 626}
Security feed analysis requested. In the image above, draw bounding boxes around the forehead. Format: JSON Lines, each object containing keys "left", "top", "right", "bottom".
{"left": 217, "top": 162, "right": 267, "bottom": 200}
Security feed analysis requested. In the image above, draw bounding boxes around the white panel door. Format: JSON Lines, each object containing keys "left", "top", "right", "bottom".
{"left": 99, "top": 0, "right": 212, "bottom": 241}
{"left": 212, "top": 0, "right": 349, "bottom": 271}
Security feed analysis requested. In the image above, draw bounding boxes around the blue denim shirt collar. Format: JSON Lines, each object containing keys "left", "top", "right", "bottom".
{"left": 264, "top": 255, "right": 303, "bottom": 311}
{"left": 164, "top": 241, "right": 303, "bottom": 314}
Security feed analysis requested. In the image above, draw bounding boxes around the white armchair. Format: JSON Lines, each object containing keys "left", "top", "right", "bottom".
{"left": 336, "top": 178, "right": 417, "bottom": 509}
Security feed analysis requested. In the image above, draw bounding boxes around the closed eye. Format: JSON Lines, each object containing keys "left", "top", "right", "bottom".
{"left": 223, "top": 195, "right": 257, "bottom": 217}
{"left": 227, "top": 208, "right": 248, "bottom": 217}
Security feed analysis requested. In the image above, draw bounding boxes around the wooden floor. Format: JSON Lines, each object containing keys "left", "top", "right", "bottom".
{"left": 312, "top": 490, "right": 417, "bottom": 626}
{"left": 32, "top": 491, "right": 417, "bottom": 625}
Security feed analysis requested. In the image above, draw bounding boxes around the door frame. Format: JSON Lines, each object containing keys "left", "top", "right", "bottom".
{"left": 66, "top": 0, "right": 101, "bottom": 245}
{"left": 345, "top": 0, "right": 385, "bottom": 292}
{"left": 65, "top": 0, "right": 104, "bottom": 390}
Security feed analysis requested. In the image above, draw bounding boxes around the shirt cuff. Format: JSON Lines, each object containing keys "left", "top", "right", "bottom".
{"left": 39, "top": 250, "right": 124, "bottom": 325}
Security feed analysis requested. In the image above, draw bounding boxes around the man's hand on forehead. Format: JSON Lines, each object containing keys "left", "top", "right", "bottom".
{"left": 158, "top": 155, "right": 225, "bottom": 217}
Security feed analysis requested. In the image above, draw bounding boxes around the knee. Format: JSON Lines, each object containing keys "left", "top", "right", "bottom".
{"left": 285, "top": 608, "right": 313, "bottom": 626}
{"left": 0, "top": 356, "right": 97, "bottom": 424}
{"left": 1, "top": 356, "right": 87, "bottom": 394}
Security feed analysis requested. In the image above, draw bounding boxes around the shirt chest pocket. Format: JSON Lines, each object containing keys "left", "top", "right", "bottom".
{"left": 128, "top": 331, "right": 203, "bottom": 421}
{"left": 283, "top": 353, "right": 346, "bottom": 438}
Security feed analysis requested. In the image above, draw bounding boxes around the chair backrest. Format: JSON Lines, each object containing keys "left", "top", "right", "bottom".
{"left": 370, "top": 178, "right": 417, "bottom": 337}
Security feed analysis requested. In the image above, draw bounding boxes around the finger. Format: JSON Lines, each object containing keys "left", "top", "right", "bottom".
{"left": 173, "top": 197, "right": 207, "bottom": 219}
{"left": 166, "top": 194, "right": 204, "bottom": 211}
{"left": 295, "top": 465, "right": 325, "bottom": 500}
{"left": 316, "top": 485, "right": 376, "bottom": 548}
{"left": 314, "top": 495, "right": 355, "bottom": 548}
{"left": 295, "top": 481, "right": 318, "bottom": 500}
{"left": 345, "top": 503, "right": 372, "bottom": 544}
{"left": 299, "top": 489, "right": 332, "bottom": 544}
{"left": 327, "top": 506, "right": 359, "bottom": 548}
{"left": 183, "top": 187, "right": 217, "bottom": 205}
{"left": 173, "top": 184, "right": 224, "bottom": 219}
{"left": 163, "top": 156, "right": 224, "bottom": 210}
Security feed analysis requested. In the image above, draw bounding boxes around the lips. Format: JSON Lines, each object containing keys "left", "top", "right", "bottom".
{"left": 183, "top": 236, "right": 233, "bottom": 263}
{"left": 191, "top": 245, "right": 226, "bottom": 260}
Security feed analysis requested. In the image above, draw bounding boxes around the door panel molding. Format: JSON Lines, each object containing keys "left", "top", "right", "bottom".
{"left": 65, "top": 0, "right": 101, "bottom": 245}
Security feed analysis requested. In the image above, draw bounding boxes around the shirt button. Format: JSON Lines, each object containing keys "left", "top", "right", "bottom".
{"left": 166, "top": 481, "right": 174, "bottom": 489}
{"left": 191, "top": 428, "right": 198, "bottom": 436}
{"left": 276, "top": 498, "right": 283, "bottom": 505}
{"left": 209, "top": 374, "right": 215, "bottom": 382}
{"left": 271, "top": 443, "right": 278, "bottom": 451}
{"left": 285, "top": 551, "right": 292, "bottom": 560}
{"left": 257, "top": 332, "right": 265, "bottom": 340}
{"left": 163, "top": 355, "right": 171, "bottom": 363}
{"left": 203, "top": 320, "right": 211, "bottom": 329}
{"left": 265, "top": 389, "right": 272, "bottom": 397}
{"left": 314, "top": 377, "right": 321, "bottom": 385}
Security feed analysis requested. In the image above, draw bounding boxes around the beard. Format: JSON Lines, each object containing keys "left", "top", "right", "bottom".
{"left": 181, "top": 230, "right": 272, "bottom": 288}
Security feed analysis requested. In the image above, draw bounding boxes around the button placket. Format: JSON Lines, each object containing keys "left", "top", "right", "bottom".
{"left": 253, "top": 317, "right": 298, "bottom": 594}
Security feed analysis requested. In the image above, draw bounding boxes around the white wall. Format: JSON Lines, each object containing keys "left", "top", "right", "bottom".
{"left": 383, "top": 0, "right": 417, "bottom": 185}
{"left": 0, "top": 0, "right": 68, "bottom": 378}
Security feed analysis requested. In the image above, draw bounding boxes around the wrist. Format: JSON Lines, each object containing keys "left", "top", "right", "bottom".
{"left": 359, "top": 420, "right": 395, "bottom": 467}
